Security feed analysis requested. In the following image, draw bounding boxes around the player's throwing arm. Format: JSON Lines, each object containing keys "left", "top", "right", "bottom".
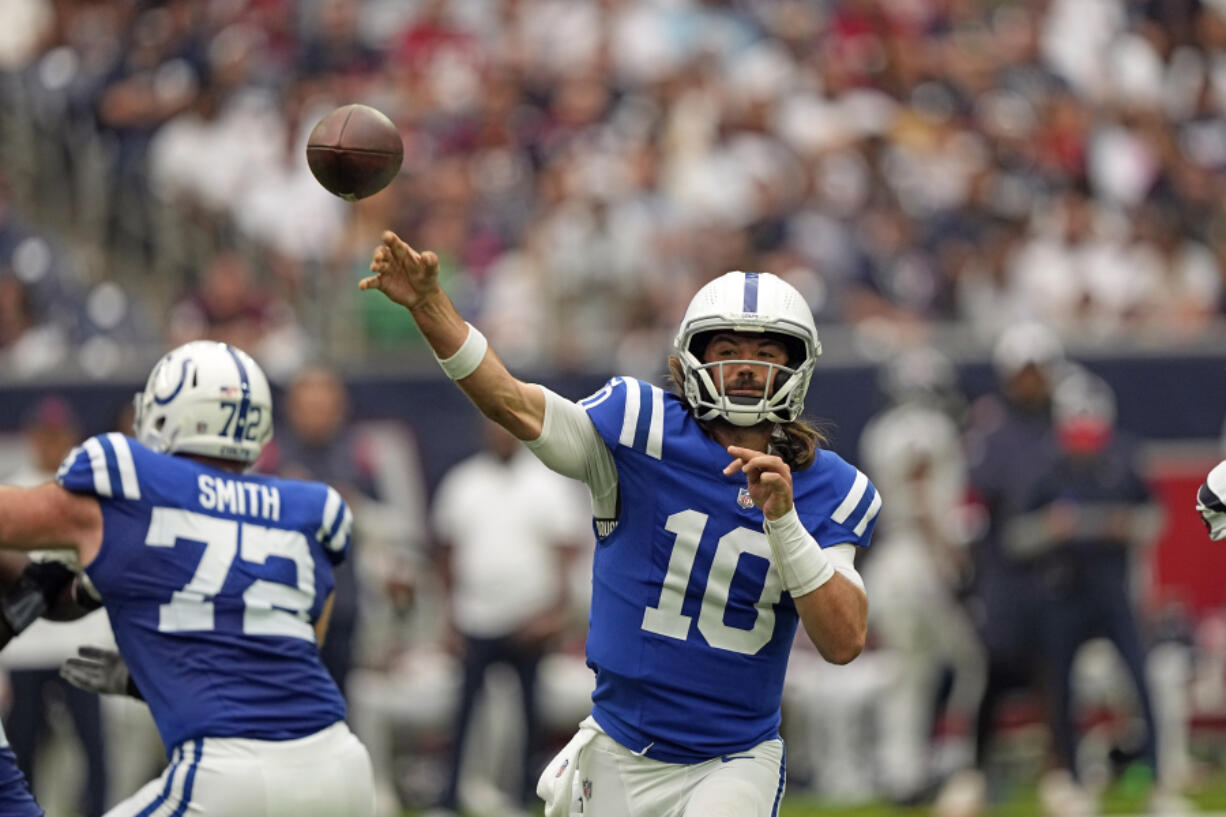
{"left": 362, "top": 230, "right": 546, "bottom": 439}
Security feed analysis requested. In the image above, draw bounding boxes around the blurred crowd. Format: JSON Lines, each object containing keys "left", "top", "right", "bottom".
{"left": 3, "top": 0, "right": 1226, "bottom": 378}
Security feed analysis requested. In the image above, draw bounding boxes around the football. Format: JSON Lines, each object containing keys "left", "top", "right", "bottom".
{"left": 305, "top": 104, "right": 404, "bottom": 201}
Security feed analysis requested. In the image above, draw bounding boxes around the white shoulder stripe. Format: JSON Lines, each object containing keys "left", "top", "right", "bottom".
{"left": 646, "top": 385, "right": 664, "bottom": 460}
{"left": 331, "top": 503, "right": 354, "bottom": 553}
{"left": 619, "top": 378, "right": 640, "bottom": 448}
{"left": 82, "top": 438, "right": 113, "bottom": 498}
{"left": 56, "top": 445, "right": 83, "bottom": 482}
{"left": 853, "top": 490, "right": 882, "bottom": 536}
{"left": 830, "top": 470, "right": 868, "bottom": 525}
{"left": 828, "top": 471, "right": 868, "bottom": 522}
{"left": 319, "top": 487, "right": 342, "bottom": 543}
{"left": 107, "top": 433, "right": 141, "bottom": 500}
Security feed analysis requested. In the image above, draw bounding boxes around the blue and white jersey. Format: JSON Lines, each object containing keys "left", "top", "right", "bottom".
{"left": 578, "top": 377, "right": 879, "bottom": 762}
{"left": 57, "top": 434, "right": 350, "bottom": 750}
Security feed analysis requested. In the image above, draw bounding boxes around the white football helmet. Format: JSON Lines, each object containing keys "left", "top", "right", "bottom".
{"left": 1198, "top": 460, "right": 1226, "bottom": 542}
{"left": 133, "top": 341, "right": 273, "bottom": 463}
{"left": 674, "top": 271, "right": 821, "bottom": 427}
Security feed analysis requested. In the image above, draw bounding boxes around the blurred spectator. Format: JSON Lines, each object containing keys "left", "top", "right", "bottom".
{"left": 168, "top": 250, "right": 270, "bottom": 351}
{"left": 1005, "top": 369, "right": 1170, "bottom": 816}
{"left": 428, "top": 419, "right": 587, "bottom": 817}
{"left": 5, "top": 0, "right": 1226, "bottom": 370}
{"left": 936, "top": 322, "right": 1068, "bottom": 817}
{"left": 167, "top": 249, "right": 308, "bottom": 379}
{"left": 860, "top": 346, "right": 983, "bottom": 804}
{"left": 0, "top": 397, "right": 109, "bottom": 817}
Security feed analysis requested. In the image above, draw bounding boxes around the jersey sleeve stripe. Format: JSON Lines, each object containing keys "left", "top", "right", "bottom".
{"left": 852, "top": 489, "right": 882, "bottom": 537}
{"left": 329, "top": 503, "right": 354, "bottom": 553}
{"left": 318, "top": 487, "right": 342, "bottom": 544}
{"left": 618, "top": 378, "right": 640, "bottom": 448}
{"left": 82, "top": 437, "right": 113, "bottom": 498}
{"left": 830, "top": 470, "right": 867, "bottom": 525}
{"left": 106, "top": 433, "right": 142, "bottom": 500}
{"left": 646, "top": 385, "right": 664, "bottom": 460}
{"left": 55, "top": 445, "right": 84, "bottom": 483}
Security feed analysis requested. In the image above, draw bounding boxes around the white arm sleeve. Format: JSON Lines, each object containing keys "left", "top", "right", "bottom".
{"left": 826, "top": 543, "right": 865, "bottom": 595}
{"left": 524, "top": 386, "right": 619, "bottom": 518}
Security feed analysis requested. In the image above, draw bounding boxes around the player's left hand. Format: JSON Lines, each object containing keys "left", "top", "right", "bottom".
{"left": 724, "top": 446, "right": 794, "bottom": 520}
{"left": 60, "top": 646, "right": 136, "bottom": 697}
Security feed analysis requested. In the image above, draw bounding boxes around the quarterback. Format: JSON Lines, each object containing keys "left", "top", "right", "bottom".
{"left": 0, "top": 341, "right": 374, "bottom": 817}
{"left": 363, "top": 231, "right": 875, "bottom": 816}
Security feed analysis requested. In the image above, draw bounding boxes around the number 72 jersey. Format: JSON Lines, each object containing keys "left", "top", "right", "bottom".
{"left": 579, "top": 378, "right": 880, "bottom": 763}
{"left": 57, "top": 434, "right": 350, "bottom": 750}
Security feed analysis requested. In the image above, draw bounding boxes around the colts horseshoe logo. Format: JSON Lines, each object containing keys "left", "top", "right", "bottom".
{"left": 153, "top": 358, "right": 192, "bottom": 405}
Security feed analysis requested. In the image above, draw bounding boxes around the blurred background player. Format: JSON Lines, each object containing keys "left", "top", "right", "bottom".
{"left": 0, "top": 340, "right": 374, "bottom": 817}
{"left": 1197, "top": 461, "right": 1226, "bottom": 543}
{"left": 859, "top": 346, "right": 983, "bottom": 804}
{"left": 362, "top": 232, "right": 876, "bottom": 817}
{"left": 427, "top": 417, "right": 586, "bottom": 817}
{"left": 936, "top": 321, "right": 1067, "bottom": 817}
{"left": 1006, "top": 368, "right": 1167, "bottom": 815}
{"left": 0, "top": 397, "right": 110, "bottom": 817}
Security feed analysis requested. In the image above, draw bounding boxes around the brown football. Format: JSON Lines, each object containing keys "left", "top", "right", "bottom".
{"left": 306, "top": 104, "right": 404, "bottom": 201}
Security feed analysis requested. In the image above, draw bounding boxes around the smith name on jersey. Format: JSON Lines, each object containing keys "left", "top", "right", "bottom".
{"left": 56, "top": 433, "right": 351, "bottom": 750}
{"left": 579, "top": 377, "right": 879, "bottom": 762}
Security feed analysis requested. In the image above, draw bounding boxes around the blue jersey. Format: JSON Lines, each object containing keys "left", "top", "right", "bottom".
{"left": 0, "top": 723, "right": 41, "bottom": 817}
{"left": 57, "top": 434, "right": 350, "bottom": 749}
{"left": 579, "top": 378, "right": 879, "bottom": 762}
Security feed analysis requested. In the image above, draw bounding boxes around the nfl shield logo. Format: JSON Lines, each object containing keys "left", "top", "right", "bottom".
{"left": 737, "top": 487, "right": 755, "bottom": 509}
{"left": 583, "top": 779, "right": 592, "bottom": 799}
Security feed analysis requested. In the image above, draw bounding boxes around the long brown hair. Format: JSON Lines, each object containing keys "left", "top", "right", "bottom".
{"left": 666, "top": 355, "right": 826, "bottom": 471}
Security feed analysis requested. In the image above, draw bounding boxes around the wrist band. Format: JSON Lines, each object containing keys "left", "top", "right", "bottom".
{"left": 435, "top": 323, "right": 488, "bottom": 380}
{"left": 764, "top": 508, "right": 835, "bottom": 597}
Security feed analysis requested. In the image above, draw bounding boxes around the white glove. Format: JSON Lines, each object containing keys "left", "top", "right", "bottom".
{"left": 60, "top": 646, "right": 139, "bottom": 698}
{"left": 1196, "top": 461, "right": 1226, "bottom": 541}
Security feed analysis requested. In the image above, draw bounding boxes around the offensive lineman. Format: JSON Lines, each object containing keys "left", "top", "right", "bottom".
{"left": 0, "top": 341, "right": 374, "bottom": 817}
{"left": 362, "top": 231, "right": 875, "bottom": 817}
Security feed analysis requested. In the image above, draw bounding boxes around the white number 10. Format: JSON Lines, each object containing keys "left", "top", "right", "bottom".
{"left": 641, "top": 510, "right": 783, "bottom": 655}
{"left": 145, "top": 507, "right": 317, "bottom": 642}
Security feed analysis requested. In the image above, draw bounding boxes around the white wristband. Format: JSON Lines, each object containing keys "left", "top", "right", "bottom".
{"left": 764, "top": 508, "right": 835, "bottom": 597}
{"left": 435, "top": 323, "right": 488, "bottom": 380}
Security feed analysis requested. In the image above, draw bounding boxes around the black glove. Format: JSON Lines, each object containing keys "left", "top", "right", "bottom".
{"left": 0, "top": 560, "right": 76, "bottom": 650}
{"left": 71, "top": 574, "right": 104, "bottom": 612}
{"left": 59, "top": 646, "right": 143, "bottom": 700}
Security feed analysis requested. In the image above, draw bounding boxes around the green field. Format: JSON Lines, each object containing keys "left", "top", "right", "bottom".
{"left": 398, "top": 770, "right": 1226, "bottom": 817}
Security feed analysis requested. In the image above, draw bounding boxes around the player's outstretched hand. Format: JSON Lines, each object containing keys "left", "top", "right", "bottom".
{"left": 360, "top": 230, "right": 441, "bottom": 310}
{"left": 724, "top": 445, "right": 794, "bottom": 521}
{"left": 60, "top": 646, "right": 134, "bottom": 697}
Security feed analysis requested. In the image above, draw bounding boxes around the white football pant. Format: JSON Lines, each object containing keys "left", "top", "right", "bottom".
{"left": 540, "top": 717, "right": 786, "bottom": 817}
{"left": 103, "top": 721, "right": 374, "bottom": 817}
